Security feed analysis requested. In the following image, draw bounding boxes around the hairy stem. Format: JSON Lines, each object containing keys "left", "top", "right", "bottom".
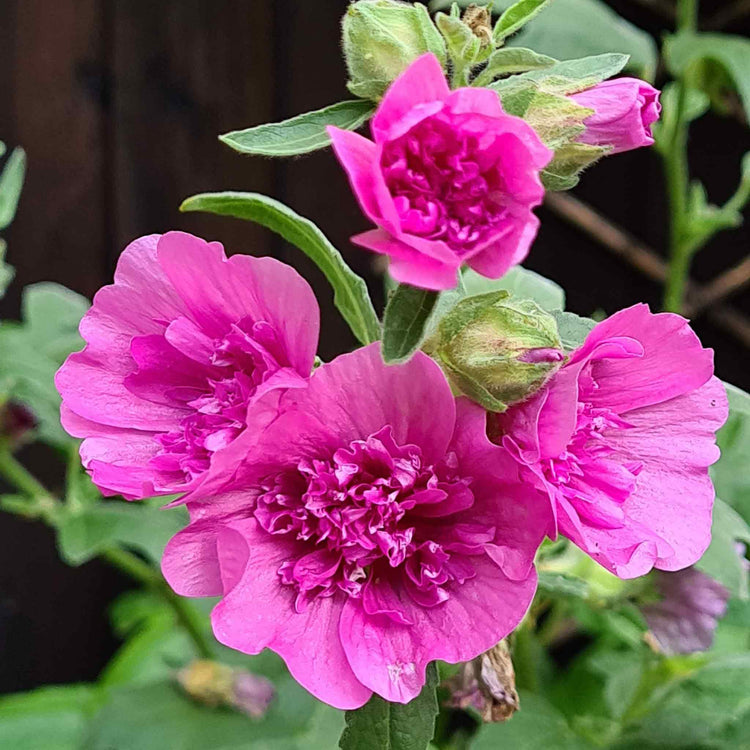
{"left": 661, "top": 0, "right": 699, "bottom": 312}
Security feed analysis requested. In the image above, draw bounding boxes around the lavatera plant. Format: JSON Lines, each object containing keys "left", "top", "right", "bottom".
{"left": 1, "top": 2, "right": 749, "bottom": 750}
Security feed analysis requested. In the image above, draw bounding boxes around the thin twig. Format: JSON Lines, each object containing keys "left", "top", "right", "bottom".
{"left": 544, "top": 192, "right": 750, "bottom": 347}
{"left": 686, "top": 255, "right": 750, "bottom": 315}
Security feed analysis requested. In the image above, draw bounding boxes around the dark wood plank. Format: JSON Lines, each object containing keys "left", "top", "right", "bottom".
{"left": 0, "top": 0, "right": 109, "bottom": 302}
{"left": 110, "top": 0, "right": 276, "bottom": 265}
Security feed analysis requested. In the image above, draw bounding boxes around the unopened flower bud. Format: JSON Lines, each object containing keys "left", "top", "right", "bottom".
{"left": 427, "top": 291, "right": 564, "bottom": 412}
{"left": 342, "top": 0, "right": 447, "bottom": 101}
{"left": 569, "top": 78, "right": 661, "bottom": 155}
{"left": 176, "top": 660, "right": 274, "bottom": 719}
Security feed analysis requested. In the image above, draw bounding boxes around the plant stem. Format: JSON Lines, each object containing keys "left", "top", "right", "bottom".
{"left": 0, "top": 443, "right": 54, "bottom": 501}
{"left": 0, "top": 446, "right": 213, "bottom": 660}
{"left": 661, "top": 0, "right": 699, "bottom": 312}
{"left": 102, "top": 547, "right": 213, "bottom": 659}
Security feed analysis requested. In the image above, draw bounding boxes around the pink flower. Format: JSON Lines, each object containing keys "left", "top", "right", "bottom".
{"left": 328, "top": 54, "right": 552, "bottom": 291}
{"left": 162, "top": 344, "right": 548, "bottom": 708}
{"left": 55, "top": 232, "right": 319, "bottom": 500}
{"left": 570, "top": 78, "right": 661, "bottom": 155}
{"left": 492, "top": 304, "right": 728, "bottom": 578}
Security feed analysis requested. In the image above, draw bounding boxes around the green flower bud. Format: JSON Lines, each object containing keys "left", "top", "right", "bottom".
{"left": 342, "top": 1, "right": 447, "bottom": 101}
{"left": 427, "top": 291, "right": 564, "bottom": 412}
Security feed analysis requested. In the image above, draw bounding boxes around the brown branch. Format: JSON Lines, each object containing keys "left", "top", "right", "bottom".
{"left": 544, "top": 192, "right": 750, "bottom": 347}
{"left": 687, "top": 255, "right": 750, "bottom": 315}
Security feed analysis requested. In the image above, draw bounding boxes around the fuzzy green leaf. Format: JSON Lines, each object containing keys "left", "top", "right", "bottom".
{"left": 493, "top": 0, "right": 552, "bottom": 43}
{"left": 0, "top": 146, "right": 26, "bottom": 230}
{"left": 551, "top": 310, "right": 596, "bottom": 351}
{"left": 181, "top": 192, "right": 380, "bottom": 346}
{"left": 220, "top": 100, "right": 374, "bottom": 157}
{"left": 473, "top": 47, "right": 556, "bottom": 86}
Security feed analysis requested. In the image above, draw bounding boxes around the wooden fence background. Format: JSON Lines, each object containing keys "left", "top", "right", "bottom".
{"left": 0, "top": 0, "right": 747, "bottom": 691}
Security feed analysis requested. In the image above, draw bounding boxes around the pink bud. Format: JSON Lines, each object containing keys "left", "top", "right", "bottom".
{"left": 570, "top": 78, "right": 661, "bottom": 155}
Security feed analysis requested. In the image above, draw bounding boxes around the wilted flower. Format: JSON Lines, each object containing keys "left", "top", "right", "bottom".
{"left": 162, "top": 345, "right": 548, "bottom": 708}
{"left": 55, "top": 232, "right": 319, "bottom": 500}
{"left": 427, "top": 291, "right": 564, "bottom": 411}
{"left": 329, "top": 54, "right": 552, "bottom": 291}
{"left": 176, "top": 659, "right": 274, "bottom": 718}
{"left": 446, "top": 640, "right": 519, "bottom": 722}
{"left": 492, "top": 304, "right": 728, "bottom": 578}
{"left": 641, "top": 567, "right": 730, "bottom": 655}
{"left": 569, "top": 78, "right": 661, "bottom": 155}
{"left": 0, "top": 400, "right": 37, "bottom": 448}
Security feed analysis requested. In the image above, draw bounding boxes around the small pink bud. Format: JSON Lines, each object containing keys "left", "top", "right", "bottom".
{"left": 0, "top": 401, "right": 37, "bottom": 448}
{"left": 570, "top": 78, "right": 661, "bottom": 155}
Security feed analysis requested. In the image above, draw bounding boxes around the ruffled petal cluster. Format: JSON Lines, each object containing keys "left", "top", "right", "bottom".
{"left": 162, "top": 344, "right": 548, "bottom": 708}
{"left": 329, "top": 53, "right": 552, "bottom": 291}
{"left": 55, "top": 232, "right": 319, "bottom": 499}
{"left": 492, "top": 304, "right": 728, "bottom": 578}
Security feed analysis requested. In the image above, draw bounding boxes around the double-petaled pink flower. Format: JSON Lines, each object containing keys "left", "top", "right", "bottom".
{"left": 162, "top": 345, "right": 548, "bottom": 708}
{"left": 570, "top": 78, "right": 661, "bottom": 155}
{"left": 492, "top": 304, "right": 727, "bottom": 578}
{"left": 329, "top": 53, "right": 552, "bottom": 291}
{"left": 55, "top": 232, "right": 319, "bottom": 500}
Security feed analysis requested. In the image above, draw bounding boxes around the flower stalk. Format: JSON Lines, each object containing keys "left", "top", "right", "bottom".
{"left": 0, "top": 444, "right": 213, "bottom": 659}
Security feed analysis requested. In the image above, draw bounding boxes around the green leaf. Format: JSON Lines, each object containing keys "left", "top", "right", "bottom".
{"left": 537, "top": 571, "right": 590, "bottom": 600}
{"left": 0, "top": 685, "right": 99, "bottom": 750}
{"left": 0, "top": 146, "right": 26, "bottom": 230}
{"left": 665, "top": 32, "right": 750, "bottom": 122}
{"left": 493, "top": 0, "right": 552, "bottom": 43}
{"left": 180, "top": 192, "right": 380, "bottom": 346}
{"left": 473, "top": 691, "right": 594, "bottom": 748}
{"left": 461, "top": 266, "right": 565, "bottom": 311}
{"left": 0, "top": 283, "right": 89, "bottom": 446}
{"left": 551, "top": 310, "right": 596, "bottom": 351}
{"left": 712, "top": 384, "right": 750, "bottom": 524}
{"left": 85, "top": 679, "right": 341, "bottom": 750}
{"left": 56, "top": 499, "right": 187, "bottom": 567}
{"left": 0, "top": 239, "right": 14, "bottom": 299}
{"left": 616, "top": 654, "right": 750, "bottom": 749}
{"left": 696, "top": 497, "right": 750, "bottom": 599}
{"left": 472, "top": 47, "right": 556, "bottom": 87}
{"left": 339, "top": 663, "right": 438, "bottom": 750}
{"left": 219, "top": 100, "right": 374, "bottom": 157}
{"left": 381, "top": 284, "right": 440, "bottom": 364}
{"left": 494, "top": 52, "right": 629, "bottom": 96}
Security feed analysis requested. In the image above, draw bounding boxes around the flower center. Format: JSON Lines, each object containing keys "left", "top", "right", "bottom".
{"left": 381, "top": 114, "right": 509, "bottom": 253}
{"left": 147, "top": 318, "right": 288, "bottom": 485}
{"left": 254, "top": 426, "right": 483, "bottom": 615}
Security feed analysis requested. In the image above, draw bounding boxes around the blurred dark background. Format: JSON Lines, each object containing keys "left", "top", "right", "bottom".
{"left": 0, "top": 0, "right": 747, "bottom": 694}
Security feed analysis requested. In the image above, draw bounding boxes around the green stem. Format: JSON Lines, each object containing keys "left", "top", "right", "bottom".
{"left": 0, "top": 444, "right": 54, "bottom": 501}
{"left": 0, "top": 447, "right": 213, "bottom": 660}
{"left": 661, "top": 0, "right": 699, "bottom": 313}
{"left": 102, "top": 547, "right": 213, "bottom": 659}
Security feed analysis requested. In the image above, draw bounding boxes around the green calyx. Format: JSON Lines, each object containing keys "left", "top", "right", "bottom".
{"left": 342, "top": 1, "right": 447, "bottom": 101}
{"left": 427, "top": 291, "right": 564, "bottom": 412}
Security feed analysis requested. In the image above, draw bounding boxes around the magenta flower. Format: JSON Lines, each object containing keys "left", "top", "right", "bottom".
{"left": 492, "top": 304, "right": 728, "bottom": 578}
{"left": 55, "top": 232, "right": 319, "bottom": 500}
{"left": 162, "top": 345, "right": 548, "bottom": 708}
{"left": 570, "top": 78, "right": 661, "bottom": 155}
{"left": 328, "top": 53, "right": 552, "bottom": 291}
